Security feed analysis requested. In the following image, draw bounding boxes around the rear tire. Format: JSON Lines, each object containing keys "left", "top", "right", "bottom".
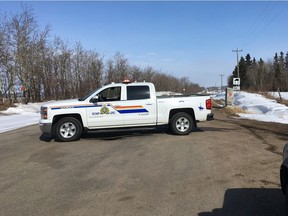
{"left": 170, "top": 112, "right": 193, "bottom": 135}
{"left": 55, "top": 117, "right": 82, "bottom": 142}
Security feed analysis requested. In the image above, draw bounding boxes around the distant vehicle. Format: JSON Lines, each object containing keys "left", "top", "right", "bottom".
{"left": 280, "top": 143, "right": 288, "bottom": 215}
{"left": 39, "top": 81, "right": 214, "bottom": 142}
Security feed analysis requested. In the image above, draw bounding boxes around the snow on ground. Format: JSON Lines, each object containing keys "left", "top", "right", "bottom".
{"left": 212, "top": 91, "right": 288, "bottom": 124}
{"left": 0, "top": 103, "right": 41, "bottom": 133}
{"left": 233, "top": 92, "right": 288, "bottom": 124}
{"left": 269, "top": 92, "right": 288, "bottom": 100}
{"left": 1, "top": 91, "right": 288, "bottom": 133}
{"left": 156, "top": 91, "right": 182, "bottom": 96}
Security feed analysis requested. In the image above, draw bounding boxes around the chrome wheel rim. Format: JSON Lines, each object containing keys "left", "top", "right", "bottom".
{"left": 60, "top": 122, "right": 76, "bottom": 138}
{"left": 175, "top": 117, "right": 190, "bottom": 132}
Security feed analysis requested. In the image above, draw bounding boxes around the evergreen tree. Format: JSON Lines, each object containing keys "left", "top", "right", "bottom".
{"left": 285, "top": 52, "right": 288, "bottom": 73}
{"left": 242, "top": 54, "right": 252, "bottom": 89}
{"left": 238, "top": 57, "right": 246, "bottom": 89}
{"left": 273, "top": 52, "right": 281, "bottom": 91}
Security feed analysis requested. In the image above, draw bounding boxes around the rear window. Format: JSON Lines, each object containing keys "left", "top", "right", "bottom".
{"left": 127, "top": 86, "right": 150, "bottom": 100}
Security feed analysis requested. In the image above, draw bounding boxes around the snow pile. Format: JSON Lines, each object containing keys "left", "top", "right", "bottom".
{"left": 1, "top": 103, "right": 41, "bottom": 115}
{"left": 211, "top": 91, "right": 226, "bottom": 100}
{"left": 0, "top": 103, "right": 42, "bottom": 133}
{"left": 234, "top": 92, "right": 288, "bottom": 124}
{"left": 269, "top": 92, "right": 288, "bottom": 100}
{"left": 156, "top": 91, "right": 182, "bottom": 96}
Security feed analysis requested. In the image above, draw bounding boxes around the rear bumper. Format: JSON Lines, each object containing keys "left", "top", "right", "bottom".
{"left": 207, "top": 113, "right": 214, "bottom": 121}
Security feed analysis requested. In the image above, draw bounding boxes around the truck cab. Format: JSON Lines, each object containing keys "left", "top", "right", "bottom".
{"left": 84, "top": 82, "right": 157, "bottom": 128}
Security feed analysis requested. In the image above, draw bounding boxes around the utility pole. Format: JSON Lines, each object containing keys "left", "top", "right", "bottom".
{"left": 232, "top": 48, "right": 243, "bottom": 78}
{"left": 219, "top": 74, "right": 224, "bottom": 91}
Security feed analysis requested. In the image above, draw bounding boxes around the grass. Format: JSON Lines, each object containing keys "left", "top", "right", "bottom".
{"left": 0, "top": 101, "right": 16, "bottom": 111}
{"left": 260, "top": 91, "right": 288, "bottom": 106}
{"left": 223, "top": 105, "right": 250, "bottom": 116}
{"left": 211, "top": 98, "right": 250, "bottom": 117}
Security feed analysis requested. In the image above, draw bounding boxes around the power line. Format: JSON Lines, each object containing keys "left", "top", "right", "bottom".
{"left": 237, "top": 1, "right": 276, "bottom": 49}
{"left": 238, "top": 2, "right": 288, "bottom": 49}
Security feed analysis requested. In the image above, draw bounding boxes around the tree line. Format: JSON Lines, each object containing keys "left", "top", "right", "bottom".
{"left": 228, "top": 51, "right": 288, "bottom": 91}
{"left": 0, "top": 7, "right": 203, "bottom": 104}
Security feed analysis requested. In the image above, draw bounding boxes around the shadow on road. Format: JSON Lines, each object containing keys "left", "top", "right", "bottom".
{"left": 38, "top": 126, "right": 209, "bottom": 142}
{"left": 81, "top": 127, "right": 167, "bottom": 141}
{"left": 198, "top": 188, "right": 286, "bottom": 216}
{"left": 39, "top": 133, "right": 54, "bottom": 142}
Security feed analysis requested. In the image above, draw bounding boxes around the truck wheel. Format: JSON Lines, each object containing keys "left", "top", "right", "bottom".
{"left": 170, "top": 112, "right": 193, "bottom": 135}
{"left": 55, "top": 117, "right": 82, "bottom": 142}
{"left": 286, "top": 184, "right": 288, "bottom": 216}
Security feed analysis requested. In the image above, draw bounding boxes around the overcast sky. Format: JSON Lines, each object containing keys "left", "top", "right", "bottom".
{"left": 1, "top": 1, "right": 288, "bottom": 87}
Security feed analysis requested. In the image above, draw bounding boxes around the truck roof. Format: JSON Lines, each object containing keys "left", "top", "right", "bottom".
{"left": 106, "top": 81, "right": 153, "bottom": 86}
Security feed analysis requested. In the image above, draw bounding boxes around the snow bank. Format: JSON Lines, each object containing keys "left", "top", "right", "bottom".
{"left": 234, "top": 92, "right": 288, "bottom": 124}
{"left": 0, "top": 103, "right": 42, "bottom": 133}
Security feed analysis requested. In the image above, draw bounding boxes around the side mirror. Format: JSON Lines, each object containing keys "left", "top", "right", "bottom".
{"left": 90, "top": 95, "right": 99, "bottom": 103}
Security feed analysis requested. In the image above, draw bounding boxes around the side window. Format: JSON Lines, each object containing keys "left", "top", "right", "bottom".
{"left": 127, "top": 86, "right": 150, "bottom": 100}
{"left": 97, "top": 87, "right": 121, "bottom": 101}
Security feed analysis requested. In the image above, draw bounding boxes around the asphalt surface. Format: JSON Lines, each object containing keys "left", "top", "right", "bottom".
{"left": 0, "top": 108, "right": 287, "bottom": 216}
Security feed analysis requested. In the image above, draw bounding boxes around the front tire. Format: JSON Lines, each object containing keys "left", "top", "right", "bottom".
{"left": 55, "top": 117, "right": 82, "bottom": 142}
{"left": 170, "top": 112, "right": 193, "bottom": 135}
{"left": 286, "top": 184, "right": 288, "bottom": 216}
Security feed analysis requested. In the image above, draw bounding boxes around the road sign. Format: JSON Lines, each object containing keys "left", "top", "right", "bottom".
{"left": 233, "top": 86, "right": 240, "bottom": 91}
{"left": 233, "top": 78, "right": 240, "bottom": 85}
{"left": 226, "top": 87, "right": 234, "bottom": 106}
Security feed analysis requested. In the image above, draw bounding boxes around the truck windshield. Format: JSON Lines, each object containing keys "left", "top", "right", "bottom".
{"left": 78, "top": 88, "right": 99, "bottom": 101}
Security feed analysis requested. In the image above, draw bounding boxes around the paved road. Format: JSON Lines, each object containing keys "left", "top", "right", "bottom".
{"left": 0, "top": 108, "right": 286, "bottom": 216}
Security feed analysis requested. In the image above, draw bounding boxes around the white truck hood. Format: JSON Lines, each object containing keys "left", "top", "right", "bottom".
{"left": 41, "top": 99, "right": 87, "bottom": 108}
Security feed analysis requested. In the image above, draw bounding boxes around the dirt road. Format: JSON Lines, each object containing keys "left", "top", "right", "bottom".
{"left": 0, "top": 108, "right": 286, "bottom": 216}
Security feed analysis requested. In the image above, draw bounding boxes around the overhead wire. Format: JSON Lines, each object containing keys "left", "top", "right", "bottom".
{"left": 242, "top": 2, "right": 288, "bottom": 50}
{"left": 238, "top": 1, "right": 281, "bottom": 50}
{"left": 237, "top": 1, "right": 274, "bottom": 48}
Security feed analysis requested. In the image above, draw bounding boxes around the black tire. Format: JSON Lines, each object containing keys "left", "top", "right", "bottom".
{"left": 55, "top": 117, "right": 82, "bottom": 142}
{"left": 170, "top": 112, "right": 193, "bottom": 135}
{"left": 286, "top": 184, "right": 288, "bottom": 216}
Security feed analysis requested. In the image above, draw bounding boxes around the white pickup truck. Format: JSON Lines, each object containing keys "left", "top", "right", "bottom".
{"left": 39, "top": 81, "right": 214, "bottom": 142}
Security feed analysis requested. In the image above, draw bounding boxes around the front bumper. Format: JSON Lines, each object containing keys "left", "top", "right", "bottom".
{"left": 39, "top": 120, "right": 52, "bottom": 134}
{"left": 207, "top": 113, "right": 214, "bottom": 121}
{"left": 280, "top": 143, "right": 288, "bottom": 194}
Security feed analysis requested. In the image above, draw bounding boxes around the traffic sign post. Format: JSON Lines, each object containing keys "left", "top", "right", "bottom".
{"left": 233, "top": 78, "right": 240, "bottom": 91}
{"left": 226, "top": 87, "right": 234, "bottom": 106}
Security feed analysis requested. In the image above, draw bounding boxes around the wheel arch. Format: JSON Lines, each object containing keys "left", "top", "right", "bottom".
{"left": 52, "top": 114, "right": 84, "bottom": 134}
{"left": 281, "top": 162, "right": 288, "bottom": 194}
{"left": 169, "top": 108, "right": 197, "bottom": 127}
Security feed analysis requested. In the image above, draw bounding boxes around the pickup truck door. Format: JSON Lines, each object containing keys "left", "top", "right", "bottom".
{"left": 121, "top": 85, "right": 157, "bottom": 126}
{"left": 86, "top": 86, "right": 124, "bottom": 128}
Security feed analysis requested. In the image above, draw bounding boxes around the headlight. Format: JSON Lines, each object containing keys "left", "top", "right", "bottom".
{"left": 41, "top": 107, "right": 48, "bottom": 119}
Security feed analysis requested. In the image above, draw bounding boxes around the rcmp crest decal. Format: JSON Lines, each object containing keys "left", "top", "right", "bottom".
{"left": 100, "top": 104, "right": 110, "bottom": 114}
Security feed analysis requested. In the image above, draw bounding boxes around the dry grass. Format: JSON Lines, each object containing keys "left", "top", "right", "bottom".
{"left": 211, "top": 98, "right": 225, "bottom": 108}
{"left": 223, "top": 106, "right": 251, "bottom": 116}
{"left": 0, "top": 101, "right": 16, "bottom": 111}
{"left": 211, "top": 97, "right": 249, "bottom": 117}
{"left": 260, "top": 91, "right": 288, "bottom": 106}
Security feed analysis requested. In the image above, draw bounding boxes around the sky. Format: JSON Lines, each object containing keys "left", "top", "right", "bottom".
{"left": 1, "top": 90, "right": 288, "bottom": 133}
{"left": 0, "top": 1, "right": 288, "bottom": 87}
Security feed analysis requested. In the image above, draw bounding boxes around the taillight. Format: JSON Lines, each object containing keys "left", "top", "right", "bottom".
{"left": 206, "top": 99, "right": 212, "bottom": 110}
